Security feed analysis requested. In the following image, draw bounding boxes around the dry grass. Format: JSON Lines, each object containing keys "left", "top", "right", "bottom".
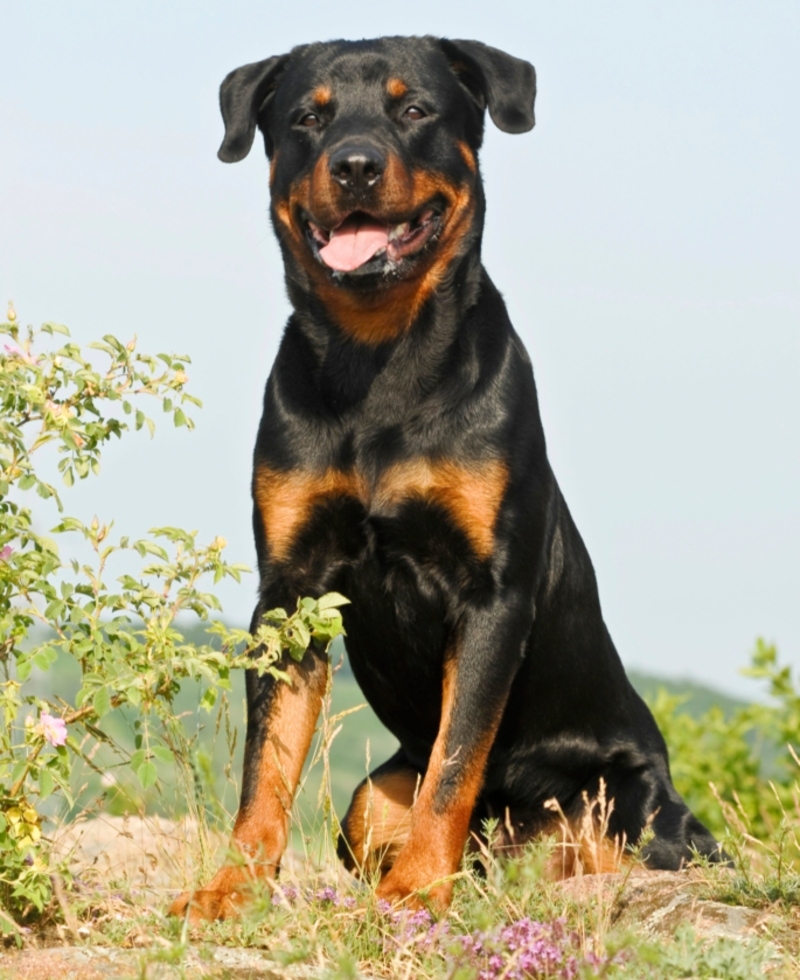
{"left": 9, "top": 683, "right": 800, "bottom": 979}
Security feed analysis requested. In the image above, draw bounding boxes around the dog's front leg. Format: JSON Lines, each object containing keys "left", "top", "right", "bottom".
{"left": 168, "top": 618, "right": 327, "bottom": 921}
{"left": 375, "top": 597, "right": 531, "bottom": 909}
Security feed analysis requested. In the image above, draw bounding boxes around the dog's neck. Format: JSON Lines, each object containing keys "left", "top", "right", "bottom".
{"left": 278, "top": 250, "right": 498, "bottom": 421}
{"left": 286, "top": 240, "right": 484, "bottom": 351}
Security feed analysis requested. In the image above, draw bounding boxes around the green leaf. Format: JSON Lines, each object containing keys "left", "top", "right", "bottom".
{"left": 151, "top": 745, "right": 173, "bottom": 765}
{"left": 137, "top": 761, "right": 158, "bottom": 789}
{"left": 134, "top": 540, "right": 169, "bottom": 560}
{"left": 42, "top": 322, "right": 70, "bottom": 336}
{"left": 38, "top": 769, "right": 55, "bottom": 801}
{"left": 200, "top": 687, "right": 217, "bottom": 712}
{"left": 52, "top": 517, "right": 84, "bottom": 534}
{"left": 31, "top": 646, "right": 58, "bottom": 671}
{"left": 317, "top": 592, "right": 350, "bottom": 610}
{"left": 44, "top": 599, "right": 66, "bottom": 620}
{"left": 93, "top": 685, "right": 112, "bottom": 719}
{"left": 264, "top": 607, "right": 288, "bottom": 624}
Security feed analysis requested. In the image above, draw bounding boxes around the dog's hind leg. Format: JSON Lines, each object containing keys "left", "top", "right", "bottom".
{"left": 337, "top": 751, "right": 422, "bottom": 878}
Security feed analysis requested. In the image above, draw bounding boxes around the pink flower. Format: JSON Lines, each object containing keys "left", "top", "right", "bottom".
{"left": 0, "top": 545, "right": 13, "bottom": 561}
{"left": 3, "top": 342, "right": 35, "bottom": 364}
{"left": 40, "top": 712, "right": 68, "bottom": 747}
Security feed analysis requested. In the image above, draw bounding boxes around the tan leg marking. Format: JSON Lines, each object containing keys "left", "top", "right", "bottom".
{"left": 168, "top": 655, "right": 328, "bottom": 921}
{"left": 340, "top": 768, "right": 420, "bottom": 876}
{"left": 375, "top": 660, "right": 498, "bottom": 908}
{"left": 542, "top": 785, "right": 631, "bottom": 880}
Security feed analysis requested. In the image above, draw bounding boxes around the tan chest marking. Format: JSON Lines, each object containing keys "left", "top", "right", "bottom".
{"left": 374, "top": 458, "right": 508, "bottom": 559}
{"left": 254, "top": 466, "right": 366, "bottom": 561}
{"left": 254, "top": 459, "right": 508, "bottom": 562}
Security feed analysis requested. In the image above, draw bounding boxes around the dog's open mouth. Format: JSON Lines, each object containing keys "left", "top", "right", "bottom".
{"left": 306, "top": 207, "right": 441, "bottom": 276}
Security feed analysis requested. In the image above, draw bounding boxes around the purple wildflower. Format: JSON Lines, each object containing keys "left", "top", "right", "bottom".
{"left": 40, "top": 712, "right": 68, "bottom": 747}
{"left": 449, "top": 917, "right": 615, "bottom": 979}
{"left": 315, "top": 885, "right": 339, "bottom": 904}
{"left": 271, "top": 884, "right": 298, "bottom": 906}
{"left": 383, "top": 904, "right": 451, "bottom": 955}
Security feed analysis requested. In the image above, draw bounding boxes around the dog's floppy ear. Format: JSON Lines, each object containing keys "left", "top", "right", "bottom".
{"left": 440, "top": 39, "right": 536, "bottom": 134}
{"left": 218, "top": 54, "right": 290, "bottom": 162}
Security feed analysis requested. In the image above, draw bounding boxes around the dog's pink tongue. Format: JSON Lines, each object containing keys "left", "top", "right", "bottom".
{"left": 319, "top": 216, "right": 389, "bottom": 272}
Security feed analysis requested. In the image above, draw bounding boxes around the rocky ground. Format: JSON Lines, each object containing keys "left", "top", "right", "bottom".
{"left": 0, "top": 818, "right": 791, "bottom": 979}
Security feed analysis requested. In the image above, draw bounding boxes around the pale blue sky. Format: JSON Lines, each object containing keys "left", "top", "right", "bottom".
{"left": 2, "top": 2, "right": 798, "bottom": 697}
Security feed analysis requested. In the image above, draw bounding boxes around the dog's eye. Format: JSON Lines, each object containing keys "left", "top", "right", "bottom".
{"left": 403, "top": 106, "right": 426, "bottom": 121}
{"left": 299, "top": 113, "right": 320, "bottom": 128}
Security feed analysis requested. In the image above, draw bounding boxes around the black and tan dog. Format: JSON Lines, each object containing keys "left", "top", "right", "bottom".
{"left": 169, "top": 36, "right": 721, "bottom": 920}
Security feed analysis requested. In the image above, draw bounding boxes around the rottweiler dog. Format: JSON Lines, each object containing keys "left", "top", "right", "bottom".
{"left": 169, "top": 35, "right": 722, "bottom": 921}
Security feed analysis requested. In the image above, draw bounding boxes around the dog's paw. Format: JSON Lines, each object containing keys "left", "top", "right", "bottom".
{"left": 375, "top": 870, "right": 453, "bottom": 911}
{"left": 167, "top": 865, "right": 265, "bottom": 922}
{"left": 167, "top": 886, "right": 245, "bottom": 922}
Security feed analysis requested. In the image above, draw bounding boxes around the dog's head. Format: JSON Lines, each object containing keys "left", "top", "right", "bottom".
{"left": 218, "top": 37, "right": 535, "bottom": 342}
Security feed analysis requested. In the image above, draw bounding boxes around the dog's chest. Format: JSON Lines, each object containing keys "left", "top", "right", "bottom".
{"left": 253, "top": 452, "right": 508, "bottom": 568}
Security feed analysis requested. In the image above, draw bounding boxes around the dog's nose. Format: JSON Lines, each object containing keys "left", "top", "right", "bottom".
{"left": 328, "top": 144, "right": 385, "bottom": 191}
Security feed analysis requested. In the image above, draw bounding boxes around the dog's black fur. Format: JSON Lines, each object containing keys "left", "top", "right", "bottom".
{"left": 170, "top": 35, "right": 721, "bottom": 920}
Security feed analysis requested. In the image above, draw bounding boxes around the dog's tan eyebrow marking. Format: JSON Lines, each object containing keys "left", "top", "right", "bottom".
{"left": 386, "top": 77, "right": 408, "bottom": 98}
{"left": 312, "top": 85, "right": 332, "bottom": 106}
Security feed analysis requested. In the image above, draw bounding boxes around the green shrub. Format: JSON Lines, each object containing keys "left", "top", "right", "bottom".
{"left": 650, "top": 639, "right": 800, "bottom": 855}
{"left": 0, "top": 307, "right": 346, "bottom": 928}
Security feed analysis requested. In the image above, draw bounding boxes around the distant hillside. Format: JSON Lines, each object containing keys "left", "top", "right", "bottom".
{"left": 627, "top": 669, "right": 746, "bottom": 716}
{"left": 19, "top": 621, "right": 751, "bottom": 823}
{"left": 167, "top": 621, "right": 750, "bottom": 716}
